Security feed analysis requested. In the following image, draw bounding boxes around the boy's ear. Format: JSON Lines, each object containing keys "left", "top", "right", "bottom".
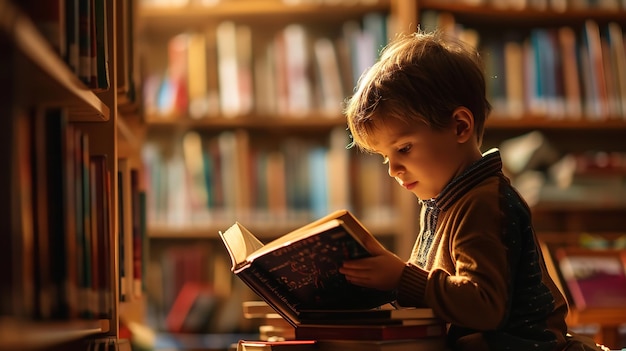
{"left": 452, "top": 107, "right": 474, "bottom": 143}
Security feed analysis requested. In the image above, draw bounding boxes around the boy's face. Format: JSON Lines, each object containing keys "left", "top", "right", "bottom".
{"left": 368, "top": 116, "right": 478, "bottom": 200}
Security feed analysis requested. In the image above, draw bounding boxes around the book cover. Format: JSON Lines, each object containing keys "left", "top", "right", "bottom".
{"left": 281, "top": 23, "right": 313, "bottom": 116}
{"left": 117, "top": 168, "right": 127, "bottom": 302}
{"left": 237, "top": 340, "right": 317, "bottom": 351}
{"left": 503, "top": 39, "right": 524, "bottom": 118}
{"left": 74, "top": 130, "right": 91, "bottom": 317}
{"left": 4, "top": 108, "right": 36, "bottom": 318}
{"left": 88, "top": 157, "right": 102, "bottom": 318}
{"left": 65, "top": 0, "right": 80, "bottom": 74}
{"left": 186, "top": 31, "right": 208, "bottom": 119}
{"left": 242, "top": 300, "right": 282, "bottom": 319}
{"left": 558, "top": 26, "right": 582, "bottom": 119}
{"left": 219, "top": 210, "right": 396, "bottom": 327}
{"left": 316, "top": 337, "right": 447, "bottom": 351}
{"left": 312, "top": 37, "right": 344, "bottom": 116}
{"left": 297, "top": 306, "right": 437, "bottom": 326}
{"left": 131, "top": 168, "right": 143, "bottom": 298}
{"left": 93, "top": 0, "right": 110, "bottom": 91}
{"left": 19, "top": 0, "right": 66, "bottom": 58}
{"left": 607, "top": 22, "right": 626, "bottom": 119}
{"left": 244, "top": 300, "right": 438, "bottom": 326}
{"left": 582, "top": 19, "right": 609, "bottom": 119}
{"left": 216, "top": 21, "right": 252, "bottom": 117}
{"left": 35, "top": 108, "right": 72, "bottom": 319}
{"left": 242, "top": 300, "right": 295, "bottom": 340}
{"left": 78, "top": 0, "right": 92, "bottom": 85}
{"left": 90, "top": 154, "right": 113, "bottom": 319}
{"left": 294, "top": 322, "right": 446, "bottom": 341}
{"left": 556, "top": 247, "right": 626, "bottom": 310}
{"left": 32, "top": 107, "right": 52, "bottom": 319}
{"left": 166, "top": 282, "right": 216, "bottom": 333}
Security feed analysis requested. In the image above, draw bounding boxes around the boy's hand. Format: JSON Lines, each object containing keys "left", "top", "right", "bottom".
{"left": 339, "top": 245, "right": 406, "bottom": 291}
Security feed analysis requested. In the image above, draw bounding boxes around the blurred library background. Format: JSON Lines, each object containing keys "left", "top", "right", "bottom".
{"left": 2, "top": 0, "right": 626, "bottom": 350}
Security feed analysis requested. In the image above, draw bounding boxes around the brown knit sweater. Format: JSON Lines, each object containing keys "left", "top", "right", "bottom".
{"left": 396, "top": 148, "right": 570, "bottom": 351}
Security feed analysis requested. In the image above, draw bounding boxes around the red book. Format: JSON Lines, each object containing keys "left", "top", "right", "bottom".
{"left": 166, "top": 282, "right": 215, "bottom": 333}
{"left": 556, "top": 247, "right": 626, "bottom": 310}
{"left": 294, "top": 322, "right": 446, "bottom": 341}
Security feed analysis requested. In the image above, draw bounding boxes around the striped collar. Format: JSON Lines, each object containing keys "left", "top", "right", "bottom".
{"left": 424, "top": 148, "right": 503, "bottom": 211}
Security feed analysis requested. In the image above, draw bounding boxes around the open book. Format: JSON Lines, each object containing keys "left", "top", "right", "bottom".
{"left": 219, "top": 209, "right": 397, "bottom": 327}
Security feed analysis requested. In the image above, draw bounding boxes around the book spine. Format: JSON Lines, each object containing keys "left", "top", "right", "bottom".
{"left": 78, "top": 0, "right": 92, "bottom": 85}
{"left": 131, "top": 169, "right": 143, "bottom": 298}
{"left": 239, "top": 264, "right": 300, "bottom": 327}
{"left": 93, "top": 0, "right": 110, "bottom": 91}
{"left": 117, "top": 169, "right": 126, "bottom": 302}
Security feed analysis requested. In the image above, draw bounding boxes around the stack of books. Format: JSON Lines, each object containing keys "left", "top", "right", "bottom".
{"left": 221, "top": 210, "right": 448, "bottom": 351}
{"left": 241, "top": 300, "right": 447, "bottom": 351}
{"left": 242, "top": 301, "right": 295, "bottom": 341}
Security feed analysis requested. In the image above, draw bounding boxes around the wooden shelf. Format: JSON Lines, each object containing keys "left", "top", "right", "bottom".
{"left": 139, "top": 0, "right": 390, "bottom": 31}
{"left": 0, "top": 1, "right": 109, "bottom": 122}
{"left": 533, "top": 201, "right": 626, "bottom": 212}
{"left": 145, "top": 115, "right": 626, "bottom": 132}
{"left": 148, "top": 217, "right": 401, "bottom": 240}
{"left": 417, "top": 1, "right": 626, "bottom": 26}
{"left": 145, "top": 114, "right": 346, "bottom": 131}
{"left": 486, "top": 117, "right": 626, "bottom": 130}
{"left": 0, "top": 318, "right": 106, "bottom": 351}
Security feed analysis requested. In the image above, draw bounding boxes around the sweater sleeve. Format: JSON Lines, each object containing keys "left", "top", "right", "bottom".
{"left": 396, "top": 263, "right": 429, "bottom": 307}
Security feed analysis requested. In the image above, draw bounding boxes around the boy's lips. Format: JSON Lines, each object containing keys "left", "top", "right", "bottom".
{"left": 396, "top": 178, "right": 417, "bottom": 190}
{"left": 403, "top": 181, "right": 417, "bottom": 190}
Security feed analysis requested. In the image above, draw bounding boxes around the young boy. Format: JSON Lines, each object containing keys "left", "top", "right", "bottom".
{"left": 339, "top": 30, "right": 607, "bottom": 351}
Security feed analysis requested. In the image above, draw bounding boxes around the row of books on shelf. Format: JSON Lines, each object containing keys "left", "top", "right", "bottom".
{"left": 423, "top": 10, "right": 626, "bottom": 121}
{"left": 144, "top": 8, "right": 626, "bottom": 122}
{"left": 140, "top": 0, "right": 384, "bottom": 7}
{"left": 14, "top": 0, "right": 138, "bottom": 101}
{"left": 0, "top": 106, "right": 147, "bottom": 323}
{"left": 147, "top": 238, "right": 261, "bottom": 334}
{"left": 16, "top": 0, "right": 108, "bottom": 91}
{"left": 499, "top": 131, "right": 626, "bottom": 207}
{"left": 141, "top": 127, "right": 396, "bottom": 228}
{"left": 142, "top": 12, "right": 389, "bottom": 119}
{"left": 157, "top": 243, "right": 216, "bottom": 331}
{"left": 3, "top": 108, "right": 110, "bottom": 321}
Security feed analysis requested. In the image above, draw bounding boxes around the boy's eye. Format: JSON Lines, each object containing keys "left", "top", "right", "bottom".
{"left": 398, "top": 145, "right": 411, "bottom": 153}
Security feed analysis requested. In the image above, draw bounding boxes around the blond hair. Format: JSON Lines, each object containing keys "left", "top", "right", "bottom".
{"left": 345, "top": 30, "right": 491, "bottom": 151}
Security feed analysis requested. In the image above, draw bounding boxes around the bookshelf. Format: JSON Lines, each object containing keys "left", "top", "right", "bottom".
{"left": 136, "top": 0, "right": 626, "bottom": 345}
{"left": 0, "top": 0, "right": 144, "bottom": 350}
{"left": 404, "top": 1, "right": 626, "bottom": 348}
{"left": 137, "top": 0, "right": 422, "bottom": 336}
{"left": 405, "top": 1, "right": 626, "bottom": 229}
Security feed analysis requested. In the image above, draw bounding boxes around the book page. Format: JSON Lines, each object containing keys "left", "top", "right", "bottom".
{"left": 219, "top": 222, "right": 264, "bottom": 269}
{"left": 281, "top": 209, "right": 374, "bottom": 247}
{"left": 248, "top": 219, "right": 346, "bottom": 261}
{"left": 249, "top": 224, "right": 391, "bottom": 309}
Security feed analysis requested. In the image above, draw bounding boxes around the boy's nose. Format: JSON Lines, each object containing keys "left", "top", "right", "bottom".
{"left": 387, "top": 160, "right": 403, "bottom": 177}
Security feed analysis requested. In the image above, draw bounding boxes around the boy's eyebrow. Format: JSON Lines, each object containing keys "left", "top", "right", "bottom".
{"left": 387, "top": 134, "right": 413, "bottom": 148}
